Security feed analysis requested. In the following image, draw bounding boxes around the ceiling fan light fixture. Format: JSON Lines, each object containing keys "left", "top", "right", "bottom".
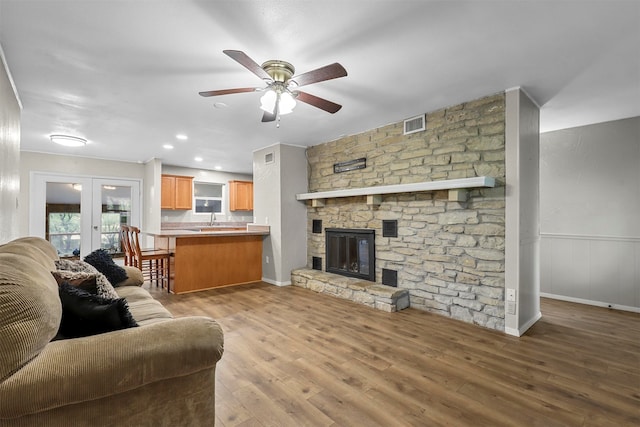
{"left": 260, "top": 90, "right": 277, "bottom": 114}
{"left": 279, "top": 91, "right": 296, "bottom": 115}
{"left": 50, "top": 134, "right": 87, "bottom": 147}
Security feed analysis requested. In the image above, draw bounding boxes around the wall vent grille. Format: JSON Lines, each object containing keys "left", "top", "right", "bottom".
{"left": 382, "top": 220, "right": 398, "bottom": 238}
{"left": 264, "top": 152, "right": 274, "bottom": 164}
{"left": 404, "top": 114, "right": 426, "bottom": 135}
{"left": 382, "top": 268, "right": 398, "bottom": 287}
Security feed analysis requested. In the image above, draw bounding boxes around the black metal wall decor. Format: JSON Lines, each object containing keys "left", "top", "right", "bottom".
{"left": 333, "top": 157, "right": 366, "bottom": 173}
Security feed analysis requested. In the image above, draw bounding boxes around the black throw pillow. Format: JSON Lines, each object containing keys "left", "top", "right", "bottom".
{"left": 84, "top": 249, "right": 128, "bottom": 286}
{"left": 58, "top": 282, "right": 138, "bottom": 339}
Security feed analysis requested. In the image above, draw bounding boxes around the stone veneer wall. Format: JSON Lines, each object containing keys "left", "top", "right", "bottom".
{"left": 305, "top": 93, "right": 506, "bottom": 331}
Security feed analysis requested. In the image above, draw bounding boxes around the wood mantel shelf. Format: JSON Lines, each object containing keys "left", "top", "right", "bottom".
{"left": 296, "top": 176, "right": 495, "bottom": 206}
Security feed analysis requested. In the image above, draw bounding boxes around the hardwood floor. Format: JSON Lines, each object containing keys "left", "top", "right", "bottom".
{"left": 148, "top": 282, "right": 640, "bottom": 427}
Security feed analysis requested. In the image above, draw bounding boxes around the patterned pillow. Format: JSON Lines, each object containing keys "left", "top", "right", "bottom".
{"left": 51, "top": 270, "right": 98, "bottom": 294}
{"left": 54, "top": 259, "right": 119, "bottom": 300}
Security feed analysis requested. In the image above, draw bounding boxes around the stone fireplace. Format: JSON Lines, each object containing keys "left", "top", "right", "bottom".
{"left": 325, "top": 228, "right": 375, "bottom": 281}
{"left": 296, "top": 92, "right": 509, "bottom": 331}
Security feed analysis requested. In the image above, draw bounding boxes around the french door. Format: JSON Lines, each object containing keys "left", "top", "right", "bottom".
{"left": 30, "top": 173, "right": 141, "bottom": 258}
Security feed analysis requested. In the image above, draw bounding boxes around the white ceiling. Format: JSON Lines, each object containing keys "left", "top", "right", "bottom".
{"left": 1, "top": 0, "right": 638, "bottom": 175}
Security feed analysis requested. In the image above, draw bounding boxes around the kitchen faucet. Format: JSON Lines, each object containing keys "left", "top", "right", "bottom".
{"left": 210, "top": 211, "right": 216, "bottom": 225}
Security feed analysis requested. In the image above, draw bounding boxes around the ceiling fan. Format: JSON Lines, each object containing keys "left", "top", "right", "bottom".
{"left": 199, "top": 50, "right": 347, "bottom": 123}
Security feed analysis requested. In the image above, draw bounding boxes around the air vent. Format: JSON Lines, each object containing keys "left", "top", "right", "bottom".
{"left": 382, "top": 220, "right": 398, "bottom": 238}
{"left": 312, "top": 219, "right": 322, "bottom": 234}
{"left": 264, "top": 152, "right": 274, "bottom": 164}
{"left": 382, "top": 268, "right": 398, "bottom": 287}
{"left": 404, "top": 114, "right": 426, "bottom": 135}
{"left": 312, "top": 256, "right": 322, "bottom": 271}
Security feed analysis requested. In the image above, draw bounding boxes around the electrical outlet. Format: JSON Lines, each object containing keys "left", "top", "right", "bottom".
{"left": 265, "top": 255, "right": 269, "bottom": 264}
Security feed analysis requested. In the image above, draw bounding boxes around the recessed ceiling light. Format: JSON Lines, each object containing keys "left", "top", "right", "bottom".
{"left": 50, "top": 134, "right": 87, "bottom": 147}
{"left": 214, "top": 165, "right": 222, "bottom": 170}
{"left": 163, "top": 144, "right": 174, "bottom": 149}
{"left": 213, "top": 102, "right": 228, "bottom": 109}
{"left": 194, "top": 156, "right": 203, "bottom": 162}
{"left": 176, "top": 134, "right": 188, "bottom": 140}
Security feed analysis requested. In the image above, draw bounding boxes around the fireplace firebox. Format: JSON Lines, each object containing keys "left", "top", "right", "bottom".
{"left": 325, "top": 228, "right": 375, "bottom": 281}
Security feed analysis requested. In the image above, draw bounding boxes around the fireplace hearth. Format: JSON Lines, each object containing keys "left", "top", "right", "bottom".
{"left": 325, "top": 228, "right": 375, "bottom": 281}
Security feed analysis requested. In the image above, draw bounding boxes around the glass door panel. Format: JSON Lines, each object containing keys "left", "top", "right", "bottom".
{"left": 92, "top": 179, "right": 140, "bottom": 256}
{"left": 45, "top": 182, "right": 83, "bottom": 257}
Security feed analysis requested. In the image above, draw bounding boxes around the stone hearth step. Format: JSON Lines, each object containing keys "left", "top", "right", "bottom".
{"left": 291, "top": 268, "right": 409, "bottom": 312}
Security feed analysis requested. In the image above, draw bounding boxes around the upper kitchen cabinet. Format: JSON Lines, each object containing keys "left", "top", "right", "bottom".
{"left": 162, "top": 174, "right": 193, "bottom": 210}
{"left": 229, "top": 180, "right": 253, "bottom": 211}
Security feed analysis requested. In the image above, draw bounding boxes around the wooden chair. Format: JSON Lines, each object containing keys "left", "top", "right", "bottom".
{"left": 128, "top": 226, "right": 171, "bottom": 292}
{"left": 119, "top": 225, "right": 134, "bottom": 266}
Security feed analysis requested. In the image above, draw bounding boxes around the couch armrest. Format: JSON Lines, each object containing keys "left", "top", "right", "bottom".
{"left": 0, "top": 317, "right": 223, "bottom": 418}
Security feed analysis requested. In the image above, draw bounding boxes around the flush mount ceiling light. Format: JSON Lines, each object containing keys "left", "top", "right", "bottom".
{"left": 50, "top": 134, "right": 87, "bottom": 147}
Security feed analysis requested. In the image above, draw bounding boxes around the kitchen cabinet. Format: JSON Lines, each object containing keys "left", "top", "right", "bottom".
{"left": 161, "top": 174, "right": 193, "bottom": 210}
{"left": 229, "top": 180, "right": 253, "bottom": 211}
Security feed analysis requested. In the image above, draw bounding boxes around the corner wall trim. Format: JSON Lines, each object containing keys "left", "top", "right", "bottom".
{"left": 262, "top": 277, "right": 292, "bottom": 287}
{"left": 505, "top": 311, "right": 542, "bottom": 337}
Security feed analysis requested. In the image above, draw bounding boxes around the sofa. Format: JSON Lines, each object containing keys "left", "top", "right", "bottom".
{"left": 0, "top": 236, "right": 224, "bottom": 427}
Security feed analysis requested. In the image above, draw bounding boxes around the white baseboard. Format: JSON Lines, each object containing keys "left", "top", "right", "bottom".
{"left": 540, "top": 293, "right": 640, "bottom": 313}
{"left": 505, "top": 311, "right": 542, "bottom": 337}
{"left": 262, "top": 277, "right": 291, "bottom": 287}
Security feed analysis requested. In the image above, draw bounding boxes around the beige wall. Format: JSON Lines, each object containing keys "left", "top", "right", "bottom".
{"left": 540, "top": 117, "right": 640, "bottom": 311}
{"left": 252, "top": 143, "right": 308, "bottom": 285}
{"left": 0, "top": 44, "right": 21, "bottom": 244}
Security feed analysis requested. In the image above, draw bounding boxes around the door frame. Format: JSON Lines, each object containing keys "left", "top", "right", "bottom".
{"left": 30, "top": 171, "right": 143, "bottom": 257}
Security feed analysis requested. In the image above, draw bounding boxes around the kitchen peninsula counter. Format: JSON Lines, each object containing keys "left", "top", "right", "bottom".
{"left": 145, "top": 225, "right": 269, "bottom": 294}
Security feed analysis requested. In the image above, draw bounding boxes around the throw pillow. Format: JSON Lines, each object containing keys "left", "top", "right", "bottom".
{"left": 54, "top": 259, "right": 120, "bottom": 300}
{"left": 51, "top": 270, "right": 98, "bottom": 294}
{"left": 57, "top": 282, "right": 138, "bottom": 338}
{"left": 84, "top": 249, "right": 128, "bottom": 286}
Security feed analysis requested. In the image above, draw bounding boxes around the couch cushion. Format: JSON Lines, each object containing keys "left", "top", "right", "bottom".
{"left": 1, "top": 236, "right": 59, "bottom": 261}
{"left": 0, "top": 243, "right": 56, "bottom": 272}
{"left": 115, "top": 286, "right": 173, "bottom": 326}
{"left": 0, "top": 252, "right": 62, "bottom": 381}
{"left": 115, "top": 266, "right": 144, "bottom": 287}
{"left": 127, "top": 298, "right": 173, "bottom": 325}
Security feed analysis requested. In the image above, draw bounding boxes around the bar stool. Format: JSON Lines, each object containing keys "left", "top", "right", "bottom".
{"left": 119, "top": 225, "right": 134, "bottom": 266}
{"left": 129, "top": 226, "right": 171, "bottom": 292}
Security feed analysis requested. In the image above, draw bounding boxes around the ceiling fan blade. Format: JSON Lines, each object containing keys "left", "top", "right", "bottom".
{"left": 291, "top": 63, "right": 347, "bottom": 87}
{"left": 223, "top": 50, "right": 273, "bottom": 82}
{"left": 199, "top": 87, "right": 258, "bottom": 97}
{"left": 295, "top": 91, "right": 342, "bottom": 114}
{"left": 261, "top": 111, "right": 277, "bottom": 122}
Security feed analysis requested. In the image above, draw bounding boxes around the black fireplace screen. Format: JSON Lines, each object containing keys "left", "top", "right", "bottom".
{"left": 325, "top": 228, "right": 375, "bottom": 281}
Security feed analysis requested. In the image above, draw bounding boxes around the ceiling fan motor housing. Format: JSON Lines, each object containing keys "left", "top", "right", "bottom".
{"left": 261, "top": 60, "right": 295, "bottom": 83}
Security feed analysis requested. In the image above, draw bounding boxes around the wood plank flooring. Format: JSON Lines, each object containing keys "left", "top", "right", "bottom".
{"left": 148, "top": 283, "right": 640, "bottom": 427}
